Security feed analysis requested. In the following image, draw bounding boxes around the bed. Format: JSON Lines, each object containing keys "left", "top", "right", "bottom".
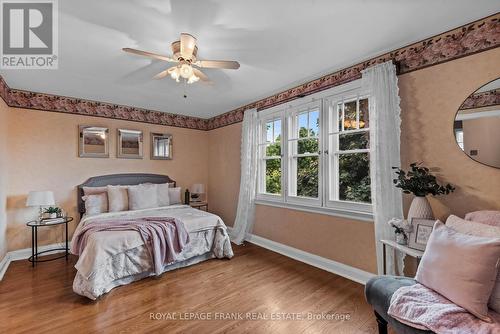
{"left": 71, "top": 173, "right": 234, "bottom": 300}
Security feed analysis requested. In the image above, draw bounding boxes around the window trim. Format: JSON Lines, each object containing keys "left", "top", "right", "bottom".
{"left": 256, "top": 79, "right": 373, "bottom": 222}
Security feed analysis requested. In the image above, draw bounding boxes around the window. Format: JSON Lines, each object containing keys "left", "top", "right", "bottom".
{"left": 257, "top": 115, "right": 283, "bottom": 197}
{"left": 256, "top": 81, "right": 372, "bottom": 220}
{"left": 326, "top": 96, "right": 371, "bottom": 206}
{"left": 287, "top": 103, "right": 320, "bottom": 203}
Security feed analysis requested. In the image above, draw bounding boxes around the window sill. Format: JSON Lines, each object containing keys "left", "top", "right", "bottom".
{"left": 254, "top": 199, "right": 373, "bottom": 222}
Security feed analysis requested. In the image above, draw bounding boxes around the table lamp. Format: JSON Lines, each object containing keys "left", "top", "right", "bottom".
{"left": 26, "top": 191, "right": 55, "bottom": 221}
{"left": 190, "top": 184, "right": 205, "bottom": 202}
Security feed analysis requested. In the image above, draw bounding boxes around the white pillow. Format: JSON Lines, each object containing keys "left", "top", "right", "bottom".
{"left": 168, "top": 187, "right": 182, "bottom": 205}
{"left": 107, "top": 185, "right": 129, "bottom": 212}
{"left": 157, "top": 183, "right": 170, "bottom": 207}
{"left": 446, "top": 215, "right": 500, "bottom": 313}
{"left": 128, "top": 183, "right": 159, "bottom": 210}
{"left": 83, "top": 193, "right": 108, "bottom": 216}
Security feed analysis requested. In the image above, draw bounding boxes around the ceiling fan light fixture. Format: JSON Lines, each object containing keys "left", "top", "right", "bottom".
{"left": 180, "top": 63, "right": 194, "bottom": 79}
{"left": 187, "top": 74, "right": 199, "bottom": 84}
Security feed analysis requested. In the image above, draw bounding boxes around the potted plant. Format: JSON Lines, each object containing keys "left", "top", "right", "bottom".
{"left": 43, "top": 206, "right": 61, "bottom": 219}
{"left": 388, "top": 218, "right": 412, "bottom": 245}
{"left": 393, "top": 163, "right": 455, "bottom": 221}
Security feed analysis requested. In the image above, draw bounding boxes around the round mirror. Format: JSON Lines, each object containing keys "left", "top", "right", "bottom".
{"left": 454, "top": 78, "right": 500, "bottom": 168}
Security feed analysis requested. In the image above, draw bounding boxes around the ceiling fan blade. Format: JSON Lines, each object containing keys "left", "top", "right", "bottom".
{"left": 194, "top": 59, "right": 240, "bottom": 69}
{"left": 122, "top": 48, "right": 177, "bottom": 63}
{"left": 153, "top": 66, "right": 178, "bottom": 79}
{"left": 193, "top": 68, "right": 209, "bottom": 82}
{"left": 180, "top": 33, "right": 197, "bottom": 58}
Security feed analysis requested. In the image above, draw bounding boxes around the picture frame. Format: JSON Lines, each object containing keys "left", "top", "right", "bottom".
{"left": 150, "top": 133, "right": 173, "bottom": 160}
{"left": 78, "top": 125, "right": 109, "bottom": 158}
{"left": 408, "top": 218, "right": 436, "bottom": 251}
{"left": 117, "top": 129, "right": 143, "bottom": 159}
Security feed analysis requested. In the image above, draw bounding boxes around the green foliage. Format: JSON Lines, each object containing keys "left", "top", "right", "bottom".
{"left": 43, "top": 206, "right": 61, "bottom": 214}
{"left": 392, "top": 162, "right": 455, "bottom": 197}
{"left": 265, "top": 127, "right": 372, "bottom": 203}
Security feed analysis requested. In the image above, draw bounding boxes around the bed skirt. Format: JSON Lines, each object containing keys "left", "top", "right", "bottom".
{"left": 73, "top": 227, "right": 233, "bottom": 300}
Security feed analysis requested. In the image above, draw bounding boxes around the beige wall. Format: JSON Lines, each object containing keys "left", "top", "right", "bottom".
{"left": 207, "top": 47, "right": 500, "bottom": 274}
{"left": 0, "top": 99, "right": 8, "bottom": 261}
{"left": 207, "top": 122, "right": 242, "bottom": 226}
{"left": 5, "top": 108, "right": 209, "bottom": 252}
{"left": 399, "top": 47, "right": 500, "bottom": 220}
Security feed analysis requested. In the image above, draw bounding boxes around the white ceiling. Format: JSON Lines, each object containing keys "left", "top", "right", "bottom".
{"left": 2, "top": 0, "right": 499, "bottom": 118}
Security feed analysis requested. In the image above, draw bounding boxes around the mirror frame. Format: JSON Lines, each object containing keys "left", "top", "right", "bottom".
{"left": 453, "top": 78, "right": 500, "bottom": 169}
{"left": 78, "top": 125, "right": 109, "bottom": 158}
{"left": 150, "top": 133, "right": 173, "bottom": 160}
{"left": 117, "top": 129, "right": 144, "bottom": 159}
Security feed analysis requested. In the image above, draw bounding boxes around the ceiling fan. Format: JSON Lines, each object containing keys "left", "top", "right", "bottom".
{"left": 123, "top": 33, "right": 240, "bottom": 85}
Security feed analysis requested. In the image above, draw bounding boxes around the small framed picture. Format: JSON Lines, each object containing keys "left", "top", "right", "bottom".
{"left": 408, "top": 218, "right": 436, "bottom": 251}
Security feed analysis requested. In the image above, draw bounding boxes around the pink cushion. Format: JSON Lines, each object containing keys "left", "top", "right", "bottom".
{"left": 446, "top": 215, "right": 500, "bottom": 313}
{"left": 415, "top": 221, "right": 500, "bottom": 322}
{"left": 465, "top": 211, "right": 500, "bottom": 227}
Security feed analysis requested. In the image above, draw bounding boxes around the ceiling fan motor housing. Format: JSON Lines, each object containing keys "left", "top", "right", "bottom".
{"left": 171, "top": 40, "right": 198, "bottom": 62}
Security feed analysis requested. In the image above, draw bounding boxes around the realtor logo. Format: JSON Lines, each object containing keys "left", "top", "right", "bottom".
{"left": 1, "top": 0, "right": 58, "bottom": 69}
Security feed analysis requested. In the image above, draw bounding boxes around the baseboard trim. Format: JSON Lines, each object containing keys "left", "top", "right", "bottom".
{"left": 227, "top": 226, "right": 375, "bottom": 285}
{"left": 0, "top": 242, "right": 69, "bottom": 280}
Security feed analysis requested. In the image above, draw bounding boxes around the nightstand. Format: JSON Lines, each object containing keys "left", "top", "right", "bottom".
{"left": 190, "top": 201, "right": 208, "bottom": 211}
{"left": 380, "top": 239, "right": 424, "bottom": 275}
{"left": 27, "top": 217, "right": 73, "bottom": 267}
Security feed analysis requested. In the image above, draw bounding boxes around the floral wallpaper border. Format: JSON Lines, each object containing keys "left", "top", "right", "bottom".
{"left": 1, "top": 81, "right": 209, "bottom": 130}
{"left": 459, "top": 88, "right": 500, "bottom": 110}
{"left": 0, "top": 13, "right": 498, "bottom": 131}
{"left": 207, "top": 13, "right": 500, "bottom": 130}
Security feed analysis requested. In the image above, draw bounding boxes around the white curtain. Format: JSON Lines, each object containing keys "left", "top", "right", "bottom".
{"left": 231, "top": 108, "right": 258, "bottom": 244}
{"left": 362, "top": 61, "right": 404, "bottom": 275}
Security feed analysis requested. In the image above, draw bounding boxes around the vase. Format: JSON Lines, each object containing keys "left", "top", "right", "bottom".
{"left": 395, "top": 233, "right": 407, "bottom": 245}
{"left": 407, "top": 196, "right": 434, "bottom": 222}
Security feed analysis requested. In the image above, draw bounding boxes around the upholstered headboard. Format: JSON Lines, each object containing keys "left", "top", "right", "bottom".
{"left": 77, "top": 173, "right": 176, "bottom": 217}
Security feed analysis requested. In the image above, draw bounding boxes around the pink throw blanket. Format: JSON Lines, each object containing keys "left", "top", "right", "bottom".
{"left": 388, "top": 283, "right": 500, "bottom": 334}
{"left": 71, "top": 217, "right": 190, "bottom": 275}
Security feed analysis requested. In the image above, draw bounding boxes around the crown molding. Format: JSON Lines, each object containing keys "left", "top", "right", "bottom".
{"left": 0, "top": 13, "right": 498, "bottom": 131}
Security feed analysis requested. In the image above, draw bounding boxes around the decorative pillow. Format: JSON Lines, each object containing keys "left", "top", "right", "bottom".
{"left": 107, "top": 185, "right": 129, "bottom": 212}
{"left": 128, "top": 183, "right": 159, "bottom": 210}
{"left": 82, "top": 186, "right": 107, "bottom": 196}
{"left": 83, "top": 193, "right": 108, "bottom": 216}
{"left": 446, "top": 215, "right": 500, "bottom": 313}
{"left": 157, "top": 183, "right": 171, "bottom": 207}
{"left": 465, "top": 211, "right": 500, "bottom": 227}
{"left": 415, "top": 221, "right": 500, "bottom": 321}
{"left": 168, "top": 187, "right": 182, "bottom": 205}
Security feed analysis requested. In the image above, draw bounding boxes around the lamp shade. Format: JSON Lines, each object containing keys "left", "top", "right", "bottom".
{"left": 191, "top": 184, "right": 205, "bottom": 194}
{"left": 26, "top": 191, "right": 55, "bottom": 207}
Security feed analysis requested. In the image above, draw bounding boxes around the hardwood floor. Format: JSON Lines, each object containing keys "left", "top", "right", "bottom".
{"left": 0, "top": 244, "right": 382, "bottom": 334}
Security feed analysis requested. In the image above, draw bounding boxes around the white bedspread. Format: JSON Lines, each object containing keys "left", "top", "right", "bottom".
{"left": 71, "top": 205, "right": 233, "bottom": 299}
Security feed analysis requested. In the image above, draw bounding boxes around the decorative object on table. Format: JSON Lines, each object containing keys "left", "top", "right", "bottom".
{"left": 151, "top": 133, "right": 173, "bottom": 160}
{"left": 27, "top": 217, "right": 73, "bottom": 266}
{"left": 43, "top": 206, "right": 61, "bottom": 219}
{"left": 117, "top": 129, "right": 143, "bottom": 159}
{"left": 392, "top": 162, "right": 455, "bottom": 222}
{"left": 26, "top": 191, "right": 55, "bottom": 222}
{"left": 190, "top": 184, "right": 205, "bottom": 202}
{"left": 408, "top": 218, "right": 436, "bottom": 251}
{"left": 184, "top": 189, "right": 190, "bottom": 205}
{"left": 387, "top": 218, "right": 412, "bottom": 245}
{"left": 79, "top": 125, "right": 109, "bottom": 158}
